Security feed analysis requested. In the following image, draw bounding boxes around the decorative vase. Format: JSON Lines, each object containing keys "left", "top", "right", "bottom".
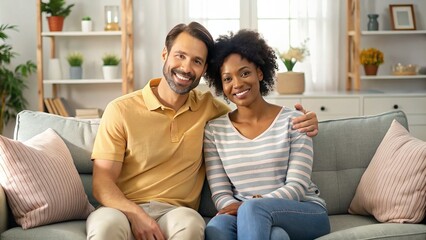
{"left": 367, "top": 14, "right": 379, "bottom": 31}
{"left": 276, "top": 72, "right": 305, "bottom": 94}
{"left": 48, "top": 58, "right": 62, "bottom": 80}
{"left": 102, "top": 65, "right": 119, "bottom": 80}
{"left": 47, "top": 16, "right": 64, "bottom": 32}
{"left": 81, "top": 20, "right": 92, "bottom": 32}
{"left": 104, "top": 6, "right": 120, "bottom": 31}
{"left": 70, "top": 66, "right": 82, "bottom": 79}
{"left": 363, "top": 64, "right": 379, "bottom": 76}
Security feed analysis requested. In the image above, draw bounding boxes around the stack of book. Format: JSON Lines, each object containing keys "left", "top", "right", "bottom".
{"left": 75, "top": 108, "right": 101, "bottom": 119}
{"left": 43, "top": 98, "right": 70, "bottom": 117}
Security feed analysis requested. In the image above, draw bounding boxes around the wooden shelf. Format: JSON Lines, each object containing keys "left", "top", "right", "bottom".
{"left": 41, "top": 31, "right": 122, "bottom": 37}
{"left": 44, "top": 79, "right": 123, "bottom": 84}
{"left": 361, "top": 75, "right": 426, "bottom": 80}
{"left": 36, "top": 0, "right": 134, "bottom": 112}
{"left": 346, "top": 0, "right": 426, "bottom": 91}
{"left": 361, "top": 30, "right": 426, "bottom": 35}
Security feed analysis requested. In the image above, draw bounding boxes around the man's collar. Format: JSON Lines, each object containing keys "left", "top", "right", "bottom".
{"left": 142, "top": 78, "right": 201, "bottom": 112}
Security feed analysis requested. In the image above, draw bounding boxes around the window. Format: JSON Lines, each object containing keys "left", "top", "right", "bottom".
{"left": 187, "top": 0, "right": 341, "bottom": 91}
{"left": 188, "top": 0, "right": 313, "bottom": 71}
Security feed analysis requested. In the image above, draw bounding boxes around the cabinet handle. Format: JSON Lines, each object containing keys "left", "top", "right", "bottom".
{"left": 393, "top": 104, "right": 399, "bottom": 109}
{"left": 320, "top": 106, "right": 326, "bottom": 111}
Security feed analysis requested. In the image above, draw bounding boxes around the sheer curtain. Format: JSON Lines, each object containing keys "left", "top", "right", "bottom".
{"left": 145, "top": 0, "right": 341, "bottom": 92}
{"left": 302, "top": 0, "right": 341, "bottom": 92}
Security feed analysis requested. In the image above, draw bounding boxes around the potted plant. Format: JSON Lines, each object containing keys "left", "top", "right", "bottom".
{"left": 102, "top": 53, "right": 120, "bottom": 80}
{"left": 81, "top": 16, "right": 92, "bottom": 32}
{"left": 276, "top": 40, "right": 310, "bottom": 94}
{"left": 66, "top": 52, "right": 83, "bottom": 79}
{"left": 0, "top": 25, "right": 36, "bottom": 134}
{"left": 41, "top": 0, "right": 75, "bottom": 32}
{"left": 360, "top": 48, "right": 384, "bottom": 76}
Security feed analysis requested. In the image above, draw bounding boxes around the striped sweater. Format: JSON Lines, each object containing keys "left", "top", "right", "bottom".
{"left": 203, "top": 107, "right": 326, "bottom": 210}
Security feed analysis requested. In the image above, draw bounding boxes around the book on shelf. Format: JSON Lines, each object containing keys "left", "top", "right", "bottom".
{"left": 43, "top": 97, "right": 70, "bottom": 117}
{"left": 75, "top": 108, "right": 101, "bottom": 119}
{"left": 43, "top": 98, "right": 55, "bottom": 115}
{"left": 53, "top": 97, "right": 69, "bottom": 117}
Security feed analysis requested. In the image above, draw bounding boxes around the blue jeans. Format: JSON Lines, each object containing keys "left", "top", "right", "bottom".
{"left": 205, "top": 198, "right": 330, "bottom": 240}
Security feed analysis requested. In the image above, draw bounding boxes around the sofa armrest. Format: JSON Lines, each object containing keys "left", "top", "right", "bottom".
{"left": 0, "top": 186, "right": 7, "bottom": 233}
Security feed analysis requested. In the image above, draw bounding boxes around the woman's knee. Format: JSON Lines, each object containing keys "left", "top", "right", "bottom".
{"left": 205, "top": 214, "right": 237, "bottom": 240}
{"left": 271, "top": 227, "right": 290, "bottom": 240}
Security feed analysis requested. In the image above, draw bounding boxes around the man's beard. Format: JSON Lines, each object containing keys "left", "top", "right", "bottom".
{"left": 163, "top": 64, "right": 200, "bottom": 95}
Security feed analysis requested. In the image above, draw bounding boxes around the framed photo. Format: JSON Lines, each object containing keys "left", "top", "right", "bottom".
{"left": 389, "top": 4, "right": 416, "bottom": 30}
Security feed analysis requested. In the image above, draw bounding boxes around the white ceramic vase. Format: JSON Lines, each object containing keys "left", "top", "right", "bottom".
{"left": 81, "top": 20, "right": 92, "bottom": 32}
{"left": 276, "top": 72, "right": 305, "bottom": 94}
{"left": 48, "top": 58, "right": 62, "bottom": 80}
{"left": 102, "top": 65, "right": 119, "bottom": 80}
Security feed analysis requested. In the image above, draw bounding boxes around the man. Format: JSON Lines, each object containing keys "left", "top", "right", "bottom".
{"left": 86, "top": 22, "right": 318, "bottom": 240}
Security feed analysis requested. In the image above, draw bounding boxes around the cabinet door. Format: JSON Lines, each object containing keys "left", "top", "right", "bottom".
{"left": 265, "top": 97, "right": 301, "bottom": 108}
{"left": 363, "top": 96, "right": 426, "bottom": 141}
{"left": 301, "top": 97, "right": 361, "bottom": 121}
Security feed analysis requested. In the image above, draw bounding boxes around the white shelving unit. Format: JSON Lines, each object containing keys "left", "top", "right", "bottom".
{"left": 36, "top": 0, "right": 134, "bottom": 112}
{"left": 346, "top": 0, "right": 426, "bottom": 90}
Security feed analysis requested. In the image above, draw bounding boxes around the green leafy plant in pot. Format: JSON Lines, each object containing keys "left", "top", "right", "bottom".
{"left": 41, "top": 0, "right": 75, "bottom": 32}
{"left": 0, "top": 25, "right": 37, "bottom": 134}
{"left": 102, "top": 53, "right": 120, "bottom": 80}
{"left": 67, "top": 52, "right": 83, "bottom": 79}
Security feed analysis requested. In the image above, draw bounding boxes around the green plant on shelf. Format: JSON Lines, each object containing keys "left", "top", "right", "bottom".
{"left": 102, "top": 53, "right": 120, "bottom": 66}
{"left": 41, "top": 0, "right": 74, "bottom": 17}
{"left": 67, "top": 52, "right": 83, "bottom": 66}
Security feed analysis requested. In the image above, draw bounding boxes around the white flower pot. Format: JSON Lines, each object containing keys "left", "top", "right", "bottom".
{"left": 81, "top": 20, "right": 92, "bottom": 32}
{"left": 276, "top": 72, "right": 305, "bottom": 94}
{"left": 102, "top": 65, "right": 119, "bottom": 80}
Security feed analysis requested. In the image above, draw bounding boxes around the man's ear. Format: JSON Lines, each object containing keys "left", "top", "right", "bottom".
{"left": 202, "top": 63, "right": 208, "bottom": 75}
{"left": 161, "top": 47, "right": 168, "bottom": 61}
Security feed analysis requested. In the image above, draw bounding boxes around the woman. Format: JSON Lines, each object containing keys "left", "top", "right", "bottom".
{"left": 203, "top": 29, "right": 330, "bottom": 240}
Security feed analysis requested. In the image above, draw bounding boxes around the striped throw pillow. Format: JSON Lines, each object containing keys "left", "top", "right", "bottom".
{"left": 348, "top": 119, "right": 426, "bottom": 223}
{"left": 0, "top": 128, "right": 94, "bottom": 229}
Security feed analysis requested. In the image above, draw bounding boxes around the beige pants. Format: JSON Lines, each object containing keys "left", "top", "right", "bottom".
{"left": 86, "top": 201, "right": 205, "bottom": 240}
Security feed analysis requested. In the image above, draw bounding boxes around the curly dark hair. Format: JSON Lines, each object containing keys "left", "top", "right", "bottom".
{"left": 205, "top": 29, "right": 278, "bottom": 97}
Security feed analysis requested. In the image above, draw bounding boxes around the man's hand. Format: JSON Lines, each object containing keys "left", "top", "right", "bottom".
{"left": 217, "top": 202, "right": 242, "bottom": 216}
{"left": 128, "top": 209, "right": 165, "bottom": 240}
{"left": 293, "top": 103, "right": 319, "bottom": 137}
{"left": 92, "top": 160, "right": 165, "bottom": 240}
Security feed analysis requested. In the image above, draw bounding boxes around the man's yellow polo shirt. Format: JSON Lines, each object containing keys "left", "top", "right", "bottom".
{"left": 92, "top": 78, "right": 229, "bottom": 209}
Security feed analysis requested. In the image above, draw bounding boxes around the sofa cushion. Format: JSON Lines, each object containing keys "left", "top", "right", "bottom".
{"left": 348, "top": 120, "right": 426, "bottom": 223}
{"left": 316, "top": 216, "right": 426, "bottom": 240}
{"left": 14, "top": 110, "right": 100, "bottom": 207}
{"left": 0, "top": 129, "right": 94, "bottom": 229}
{"left": 311, "top": 110, "right": 409, "bottom": 215}
{"left": 14, "top": 110, "right": 100, "bottom": 175}
{"left": 1, "top": 221, "right": 87, "bottom": 240}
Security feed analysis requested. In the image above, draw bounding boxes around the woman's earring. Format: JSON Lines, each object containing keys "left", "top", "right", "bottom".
{"left": 223, "top": 95, "right": 230, "bottom": 104}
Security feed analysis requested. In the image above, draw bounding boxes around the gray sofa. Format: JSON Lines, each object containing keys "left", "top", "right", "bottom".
{"left": 1, "top": 110, "right": 425, "bottom": 239}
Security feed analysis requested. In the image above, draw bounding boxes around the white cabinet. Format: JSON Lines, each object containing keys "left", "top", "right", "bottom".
{"left": 266, "top": 92, "right": 426, "bottom": 140}
{"left": 266, "top": 94, "right": 361, "bottom": 121}
{"left": 301, "top": 97, "right": 360, "bottom": 120}
{"left": 364, "top": 96, "right": 426, "bottom": 141}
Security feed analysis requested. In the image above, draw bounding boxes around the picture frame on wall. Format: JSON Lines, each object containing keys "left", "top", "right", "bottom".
{"left": 389, "top": 4, "right": 416, "bottom": 30}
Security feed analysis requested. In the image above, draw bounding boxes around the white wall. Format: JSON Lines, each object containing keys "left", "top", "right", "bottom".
{"left": 1, "top": 0, "right": 425, "bottom": 137}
